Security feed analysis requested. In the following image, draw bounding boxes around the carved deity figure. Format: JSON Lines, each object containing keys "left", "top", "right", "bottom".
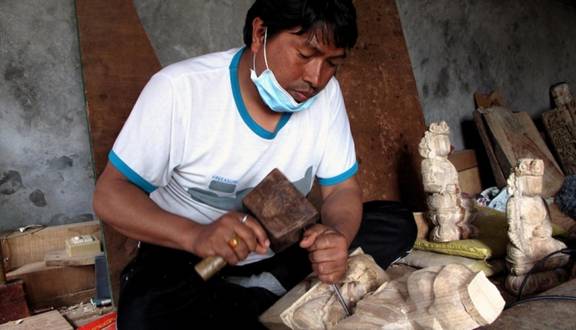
{"left": 552, "top": 83, "right": 576, "bottom": 117}
{"left": 335, "top": 264, "right": 505, "bottom": 330}
{"left": 505, "top": 158, "right": 570, "bottom": 295}
{"left": 419, "top": 121, "right": 477, "bottom": 242}
{"left": 544, "top": 83, "right": 576, "bottom": 176}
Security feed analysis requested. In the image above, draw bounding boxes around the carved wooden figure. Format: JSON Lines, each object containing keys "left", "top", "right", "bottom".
{"left": 505, "top": 158, "right": 570, "bottom": 295}
{"left": 335, "top": 264, "right": 505, "bottom": 330}
{"left": 542, "top": 83, "right": 576, "bottom": 175}
{"left": 419, "top": 121, "right": 477, "bottom": 242}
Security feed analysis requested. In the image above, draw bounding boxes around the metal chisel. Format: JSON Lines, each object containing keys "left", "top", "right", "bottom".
{"left": 331, "top": 283, "right": 351, "bottom": 316}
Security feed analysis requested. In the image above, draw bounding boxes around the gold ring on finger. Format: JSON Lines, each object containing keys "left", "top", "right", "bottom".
{"left": 228, "top": 237, "right": 239, "bottom": 249}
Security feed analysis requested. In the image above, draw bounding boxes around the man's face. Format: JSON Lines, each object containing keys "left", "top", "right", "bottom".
{"left": 253, "top": 26, "right": 347, "bottom": 103}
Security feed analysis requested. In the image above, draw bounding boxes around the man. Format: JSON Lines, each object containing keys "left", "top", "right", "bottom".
{"left": 94, "top": 0, "right": 416, "bottom": 328}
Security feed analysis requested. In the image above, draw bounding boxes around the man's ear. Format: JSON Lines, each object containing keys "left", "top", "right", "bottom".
{"left": 251, "top": 17, "right": 266, "bottom": 54}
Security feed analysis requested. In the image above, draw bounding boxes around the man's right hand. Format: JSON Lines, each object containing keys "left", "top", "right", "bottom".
{"left": 189, "top": 212, "right": 270, "bottom": 265}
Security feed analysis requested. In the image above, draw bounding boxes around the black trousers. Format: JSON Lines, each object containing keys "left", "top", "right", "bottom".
{"left": 116, "top": 200, "right": 417, "bottom": 329}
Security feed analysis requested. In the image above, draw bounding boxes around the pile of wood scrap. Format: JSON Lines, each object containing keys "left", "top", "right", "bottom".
{"left": 0, "top": 221, "right": 104, "bottom": 326}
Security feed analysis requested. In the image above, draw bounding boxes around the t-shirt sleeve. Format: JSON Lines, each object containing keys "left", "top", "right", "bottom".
{"left": 316, "top": 79, "right": 358, "bottom": 186}
{"left": 109, "top": 73, "right": 184, "bottom": 193}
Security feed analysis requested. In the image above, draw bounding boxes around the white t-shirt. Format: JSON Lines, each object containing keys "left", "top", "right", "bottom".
{"left": 110, "top": 48, "right": 357, "bottom": 264}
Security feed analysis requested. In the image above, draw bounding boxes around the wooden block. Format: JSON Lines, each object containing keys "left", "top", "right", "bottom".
{"left": 0, "top": 280, "right": 30, "bottom": 325}
{"left": 259, "top": 280, "right": 311, "bottom": 330}
{"left": 243, "top": 169, "right": 319, "bottom": 252}
{"left": 449, "top": 150, "right": 482, "bottom": 195}
{"left": 448, "top": 150, "right": 478, "bottom": 171}
{"left": 462, "top": 271, "right": 506, "bottom": 325}
{"left": 44, "top": 250, "right": 103, "bottom": 267}
{"left": 458, "top": 167, "right": 483, "bottom": 196}
{"left": 0, "top": 221, "right": 100, "bottom": 272}
{"left": 0, "top": 310, "right": 73, "bottom": 330}
{"left": 6, "top": 262, "right": 95, "bottom": 311}
{"left": 65, "top": 235, "right": 101, "bottom": 257}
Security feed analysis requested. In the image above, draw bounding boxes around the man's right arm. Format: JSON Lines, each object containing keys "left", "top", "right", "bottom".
{"left": 93, "top": 162, "right": 269, "bottom": 264}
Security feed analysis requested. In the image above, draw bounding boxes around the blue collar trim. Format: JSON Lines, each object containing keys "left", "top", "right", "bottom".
{"left": 229, "top": 48, "right": 291, "bottom": 140}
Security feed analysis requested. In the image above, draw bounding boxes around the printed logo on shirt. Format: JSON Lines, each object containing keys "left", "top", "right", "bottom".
{"left": 209, "top": 175, "right": 238, "bottom": 193}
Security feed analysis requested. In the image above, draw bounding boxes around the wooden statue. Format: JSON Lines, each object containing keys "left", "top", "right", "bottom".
{"left": 505, "top": 158, "right": 570, "bottom": 295}
{"left": 542, "top": 83, "right": 576, "bottom": 176}
{"left": 335, "top": 264, "right": 505, "bottom": 330}
{"left": 419, "top": 121, "right": 477, "bottom": 242}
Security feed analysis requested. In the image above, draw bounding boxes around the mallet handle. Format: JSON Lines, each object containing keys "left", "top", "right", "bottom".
{"left": 195, "top": 255, "right": 227, "bottom": 281}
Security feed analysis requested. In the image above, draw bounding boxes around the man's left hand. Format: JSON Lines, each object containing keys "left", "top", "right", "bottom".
{"left": 300, "top": 224, "right": 349, "bottom": 283}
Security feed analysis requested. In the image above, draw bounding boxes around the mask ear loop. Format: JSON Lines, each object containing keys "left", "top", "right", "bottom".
{"left": 263, "top": 27, "right": 269, "bottom": 69}
{"left": 252, "top": 27, "right": 270, "bottom": 72}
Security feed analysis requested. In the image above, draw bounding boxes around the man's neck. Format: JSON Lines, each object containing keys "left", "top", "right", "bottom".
{"left": 237, "top": 49, "right": 283, "bottom": 132}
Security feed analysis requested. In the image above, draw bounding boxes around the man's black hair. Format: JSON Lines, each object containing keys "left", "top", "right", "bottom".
{"left": 243, "top": 0, "right": 357, "bottom": 49}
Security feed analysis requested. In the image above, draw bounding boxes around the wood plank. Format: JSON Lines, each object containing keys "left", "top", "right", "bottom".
{"left": 542, "top": 108, "right": 576, "bottom": 176}
{"left": 481, "top": 107, "right": 517, "bottom": 177}
{"left": 336, "top": 0, "right": 426, "bottom": 210}
{"left": 6, "top": 262, "right": 95, "bottom": 311}
{"left": 44, "top": 250, "right": 103, "bottom": 267}
{"left": 0, "top": 221, "right": 100, "bottom": 272}
{"left": 482, "top": 106, "right": 564, "bottom": 197}
{"left": 473, "top": 109, "right": 507, "bottom": 187}
{"left": 0, "top": 311, "right": 73, "bottom": 330}
{"left": 76, "top": 0, "right": 160, "bottom": 305}
{"left": 76, "top": 0, "right": 162, "bottom": 177}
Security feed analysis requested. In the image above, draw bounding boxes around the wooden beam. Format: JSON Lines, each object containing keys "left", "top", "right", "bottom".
{"left": 76, "top": 0, "right": 161, "bottom": 305}
{"left": 336, "top": 0, "right": 426, "bottom": 210}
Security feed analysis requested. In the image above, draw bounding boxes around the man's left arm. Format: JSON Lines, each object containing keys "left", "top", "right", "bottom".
{"left": 300, "top": 175, "right": 363, "bottom": 283}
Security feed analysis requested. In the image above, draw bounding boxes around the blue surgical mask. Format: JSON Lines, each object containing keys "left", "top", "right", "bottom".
{"left": 250, "top": 28, "right": 318, "bottom": 113}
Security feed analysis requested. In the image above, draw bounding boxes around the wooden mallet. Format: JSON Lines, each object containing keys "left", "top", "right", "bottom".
{"left": 195, "top": 168, "right": 319, "bottom": 280}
